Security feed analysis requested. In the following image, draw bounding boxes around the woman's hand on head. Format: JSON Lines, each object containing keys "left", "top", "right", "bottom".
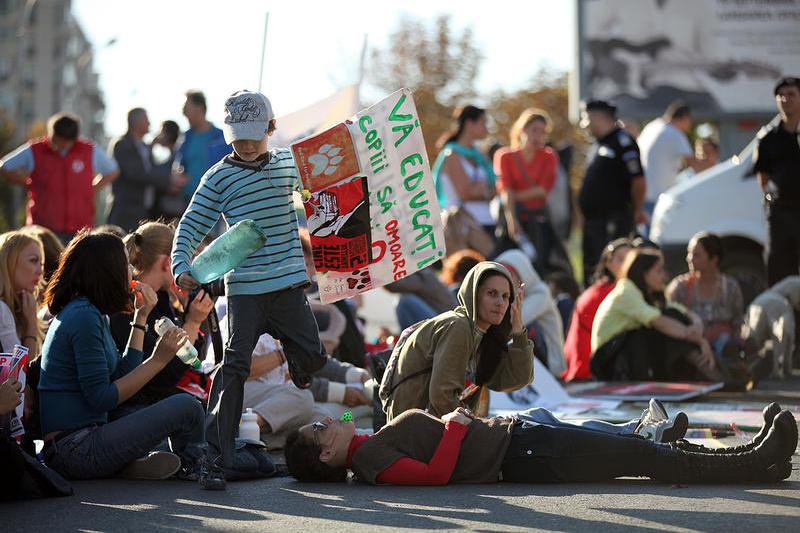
{"left": 186, "top": 289, "right": 213, "bottom": 324}
{"left": 133, "top": 281, "right": 158, "bottom": 317}
{"left": 510, "top": 286, "right": 525, "bottom": 333}
{"left": 152, "top": 326, "right": 189, "bottom": 364}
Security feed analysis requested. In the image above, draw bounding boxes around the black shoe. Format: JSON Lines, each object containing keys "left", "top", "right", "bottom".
{"left": 655, "top": 444, "right": 779, "bottom": 484}
{"left": 198, "top": 456, "right": 227, "bottom": 491}
{"left": 753, "top": 410, "right": 799, "bottom": 467}
{"left": 675, "top": 402, "right": 783, "bottom": 455}
{"left": 286, "top": 357, "right": 314, "bottom": 389}
{"left": 286, "top": 352, "right": 327, "bottom": 389}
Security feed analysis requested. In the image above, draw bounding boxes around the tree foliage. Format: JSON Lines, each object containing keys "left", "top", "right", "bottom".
{"left": 487, "top": 68, "right": 588, "bottom": 190}
{"left": 368, "top": 14, "right": 483, "bottom": 161}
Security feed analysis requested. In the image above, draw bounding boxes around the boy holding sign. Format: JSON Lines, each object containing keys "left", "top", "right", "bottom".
{"left": 172, "top": 90, "right": 326, "bottom": 490}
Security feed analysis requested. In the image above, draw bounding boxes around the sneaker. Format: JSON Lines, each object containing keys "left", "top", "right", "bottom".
{"left": 636, "top": 412, "right": 689, "bottom": 443}
{"left": 175, "top": 460, "right": 199, "bottom": 481}
{"left": 647, "top": 399, "right": 669, "bottom": 423}
{"left": 120, "top": 451, "right": 181, "bottom": 480}
{"left": 636, "top": 398, "right": 669, "bottom": 428}
{"left": 198, "top": 455, "right": 227, "bottom": 491}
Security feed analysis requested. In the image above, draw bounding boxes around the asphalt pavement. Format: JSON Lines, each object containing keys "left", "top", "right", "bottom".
{"left": 4, "top": 465, "right": 799, "bottom": 532}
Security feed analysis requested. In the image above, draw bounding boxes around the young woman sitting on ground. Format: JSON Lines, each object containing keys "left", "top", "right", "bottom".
{"left": 562, "top": 238, "right": 631, "bottom": 382}
{"left": 109, "top": 222, "right": 214, "bottom": 416}
{"left": 590, "top": 248, "right": 724, "bottom": 382}
{"left": 378, "top": 261, "right": 533, "bottom": 421}
{"left": 0, "top": 231, "right": 44, "bottom": 357}
{"left": 666, "top": 232, "right": 746, "bottom": 359}
{"left": 284, "top": 402, "right": 796, "bottom": 485}
{"left": 38, "top": 230, "right": 205, "bottom": 481}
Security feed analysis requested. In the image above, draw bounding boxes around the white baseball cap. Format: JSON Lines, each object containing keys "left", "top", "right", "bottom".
{"left": 222, "top": 90, "right": 275, "bottom": 143}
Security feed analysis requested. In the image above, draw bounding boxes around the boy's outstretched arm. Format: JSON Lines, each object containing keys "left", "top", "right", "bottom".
{"left": 172, "top": 172, "right": 223, "bottom": 284}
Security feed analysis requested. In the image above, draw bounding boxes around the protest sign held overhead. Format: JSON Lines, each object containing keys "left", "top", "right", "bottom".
{"left": 292, "top": 88, "right": 445, "bottom": 303}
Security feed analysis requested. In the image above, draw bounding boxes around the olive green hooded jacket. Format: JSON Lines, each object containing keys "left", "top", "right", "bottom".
{"left": 379, "top": 261, "right": 534, "bottom": 421}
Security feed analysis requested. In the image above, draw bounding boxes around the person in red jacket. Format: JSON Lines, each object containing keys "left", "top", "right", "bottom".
{"left": 562, "top": 238, "right": 632, "bottom": 381}
{"left": 0, "top": 113, "right": 119, "bottom": 243}
{"left": 284, "top": 403, "right": 796, "bottom": 485}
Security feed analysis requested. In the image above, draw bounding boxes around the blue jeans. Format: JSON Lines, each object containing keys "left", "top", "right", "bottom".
{"left": 515, "top": 407, "right": 639, "bottom": 435}
{"left": 43, "top": 393, "right": 205, "bottom": 479}
{"left": 395, "top": 294, "right": 438, "bottom": 330}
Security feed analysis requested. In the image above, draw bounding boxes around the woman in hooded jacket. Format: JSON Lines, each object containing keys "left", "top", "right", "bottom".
{"left": 379, "top": 262, "right": 533, "bottom": 421}
{"left": 495, "top": 249, "right": 566, "bottom": 376}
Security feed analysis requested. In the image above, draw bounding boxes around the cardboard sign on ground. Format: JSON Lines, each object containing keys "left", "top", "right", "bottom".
{"left": 568, "top": 381, "right": 724, "bottom": 402}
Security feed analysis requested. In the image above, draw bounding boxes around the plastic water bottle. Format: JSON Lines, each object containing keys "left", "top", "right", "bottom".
{"left": 239, "top": 408, "right": 261, "bottom": 442}
{"left": 153, "top": 317, "right": 201, "bottom": 370}
{"left": 190, "top": 219, "right": 268, "bottom": 284}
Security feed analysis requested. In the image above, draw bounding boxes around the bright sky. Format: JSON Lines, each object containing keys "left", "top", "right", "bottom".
{"left": 72, "top": 0, "right": 574, "bottom": 139}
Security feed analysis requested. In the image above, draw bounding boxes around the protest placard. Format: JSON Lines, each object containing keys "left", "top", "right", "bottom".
{"left": 292, "top": 88, "right": 445, "bottom": 303}
{"left": 0, "top": 344, "right": 29, "bottom": 438}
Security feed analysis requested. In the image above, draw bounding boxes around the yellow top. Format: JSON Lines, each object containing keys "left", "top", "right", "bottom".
{"left": 591, "top": 278, "right": 663, "bottom": 352}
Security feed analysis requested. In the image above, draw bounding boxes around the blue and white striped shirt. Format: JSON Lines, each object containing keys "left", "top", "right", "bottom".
{"left": 171, "top": 148, "right": 309, "bottom": 296}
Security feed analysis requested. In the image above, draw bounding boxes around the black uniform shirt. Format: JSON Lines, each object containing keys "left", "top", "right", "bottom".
{"left": 578, "top": 127, "right": 643, "bottom": 218}
{"left": 754, "top": 121, "right": 800, "bottom": 209}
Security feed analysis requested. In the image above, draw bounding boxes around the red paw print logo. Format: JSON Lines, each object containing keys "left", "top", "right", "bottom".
{"left": 346, "top": 269, "right": 371, "bottom": 290}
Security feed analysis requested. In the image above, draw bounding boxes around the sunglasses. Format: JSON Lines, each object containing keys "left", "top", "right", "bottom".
{"left": 311, "top": 420, "right": 328, "bottom": 447}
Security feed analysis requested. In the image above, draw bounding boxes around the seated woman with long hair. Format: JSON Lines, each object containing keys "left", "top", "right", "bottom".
{"left": 38, "top": 231, "right": 205, "bottom": 480}
{"left": 379, "top": 261, "right": 532, "bottom": 421}
{"left": 284, "top": 403, "right": 796, "bottom": 485}
{"left": 0, "top": 231, "right": 44, "bottom": 356}
{"left": 109, "top": 222, "right": 213, "bottom": 415}
{"left": 562, "top": 238, "right": 632, "bottom": 381}
{"left": 666, "top": 232, "right": 746, "bottom": 358}
{"left": 590, "top": 249, "right": 723, "bottom": 381}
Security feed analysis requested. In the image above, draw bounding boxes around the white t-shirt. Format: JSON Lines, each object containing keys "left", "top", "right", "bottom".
{"left": 209, "top": 297, "right": 287, "bottom": 385}
{"left": 638, "top": 119, "right": 693, "bottom": 202}
{"left": 438, "top": 154, "right": 495, "bottom": 226}
{"left": 0, "top": 301, "right": 21, "bottom": 354}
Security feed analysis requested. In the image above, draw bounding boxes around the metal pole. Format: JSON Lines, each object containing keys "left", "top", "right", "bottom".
{"left": 258, "top": 12, "right": 270, "bottom": 92}
{"left": 356, "top": 34, "right": 368, "bottom": 107}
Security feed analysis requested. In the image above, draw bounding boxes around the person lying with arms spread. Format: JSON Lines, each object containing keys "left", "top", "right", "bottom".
{"left": 284, "top": 403, "right": 796, "bottom": 486}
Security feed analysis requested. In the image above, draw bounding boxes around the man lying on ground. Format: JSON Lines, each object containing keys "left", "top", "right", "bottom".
{"left": 284, "top": 402, "right": 796, "bottom": 485}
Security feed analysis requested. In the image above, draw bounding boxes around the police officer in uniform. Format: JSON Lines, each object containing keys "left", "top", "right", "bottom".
{"left": 755, "top": 77, "right": 800, "bottom": 286}
{"left": 578, "top": 100, "right": 647, "bottom": 285}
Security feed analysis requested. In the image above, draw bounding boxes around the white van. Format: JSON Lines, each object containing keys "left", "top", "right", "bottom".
{"left": 649, "top": 123, "right": 774, "bottom": 304}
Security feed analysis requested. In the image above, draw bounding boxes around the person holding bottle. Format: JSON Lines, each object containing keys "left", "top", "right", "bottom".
{"left": 172, "top": 90, "right": 327, "bottom": 490}
{"left": 109, "top": 222, "right": 214, "bottom": 416}
{"left": 38, "top": 230, "right": 205, "bottom": 481}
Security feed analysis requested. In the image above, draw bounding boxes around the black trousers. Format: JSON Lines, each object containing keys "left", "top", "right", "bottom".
{"left": 207, "top": 287, "right": 325, "bottom": 467}
{"left": 767, "top": 205, "right": 800, "bottom": 286}
{"left": 590, "top": 308, "right": 700, "bottom": 381}
{"left": 501, "top": 421, "right": 657, "bottom": 483}
{"left": 582, "top": 209, "right": 634, "bottom": 286}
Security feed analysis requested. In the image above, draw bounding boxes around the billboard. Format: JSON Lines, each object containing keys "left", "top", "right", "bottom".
{"left": 576, "top": 0, "right": 800, "bottom": 118}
